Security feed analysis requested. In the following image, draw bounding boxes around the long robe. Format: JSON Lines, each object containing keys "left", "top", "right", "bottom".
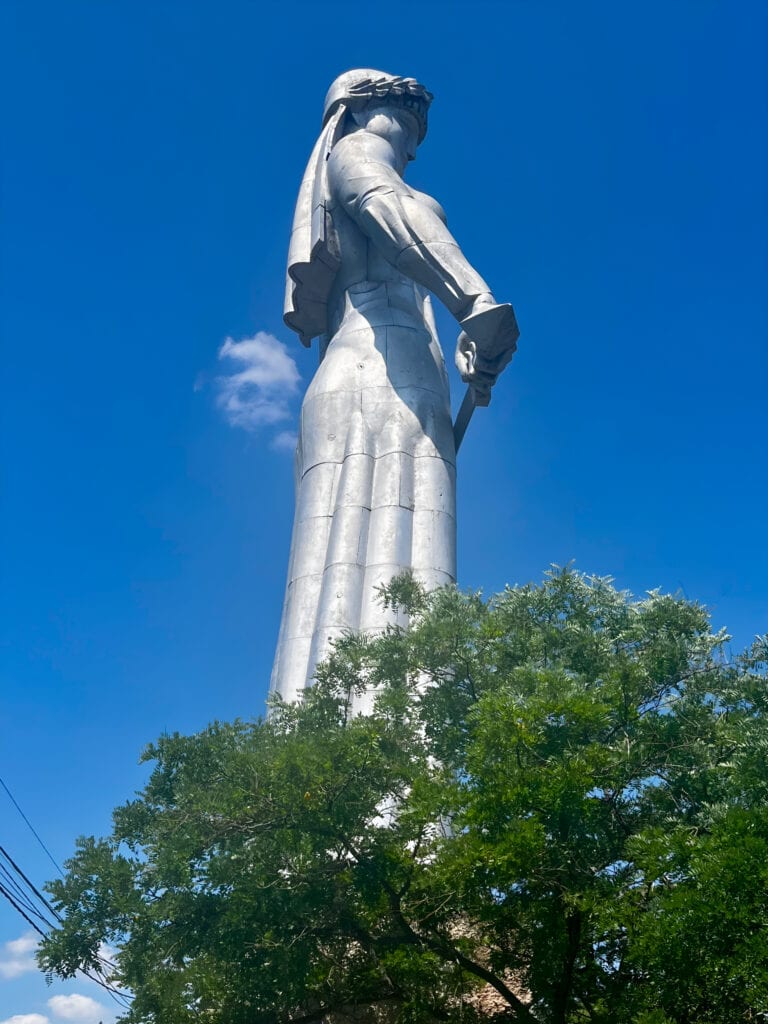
{"left": 270, "top": 278, "right": 456, "bottom": 712}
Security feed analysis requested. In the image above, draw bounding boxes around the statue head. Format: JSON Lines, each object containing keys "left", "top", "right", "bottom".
{"left": 284, "top": 70, "right": 434, "bottom": 346}
{"left": 322, "top": 69, "right": 433, "bottom": 145}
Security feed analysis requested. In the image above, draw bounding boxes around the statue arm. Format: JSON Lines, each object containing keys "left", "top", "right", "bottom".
{"left": 327, "top": 135, "right": 494, "bottom": 321}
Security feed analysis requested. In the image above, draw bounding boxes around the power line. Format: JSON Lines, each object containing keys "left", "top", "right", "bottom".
{"left": 0, "top": 863, "right": 54, "bottom": 926}
{"left": 0, "top": 846, "right": 62, "bottom": 920}
{"left": 0, "top": 842, "right": 132, "bottom": 1010}
{"left": 0, "top": 771, "right": 133, "bottom": 1011}
{"left": 0, "top": 774, "right": 63, "bottom": 876}
{"left": 0, "top": 883, "right": 48, "bottom": 939}
{"left": 0, "top": 859, "right": 39, "bottom": 910}
{"left": 0, "top": 846, "right": 60, "bottom": 926}
{"left": 0, "top": 777, "right": 128, "bottom": 997}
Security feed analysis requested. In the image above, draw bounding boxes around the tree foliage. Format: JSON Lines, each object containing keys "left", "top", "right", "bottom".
{"left": 40, "top": 569, "right": 768, "bottom": 1023}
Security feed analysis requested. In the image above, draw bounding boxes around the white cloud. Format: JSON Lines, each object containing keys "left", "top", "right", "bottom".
{"left": 271, "top": 429, "right": 298, "bottom": 452}
{"left": 48, "top": 994, "right": 107, "bottom": 1023}
{"left": 0, "top": 1015, "right": 49, "bottom": 1024}
{"left": 215, "top": 332, "right": 300, "bottom": 431}
{"left": 0, "top": 933, "right": 39, "bottom": 979}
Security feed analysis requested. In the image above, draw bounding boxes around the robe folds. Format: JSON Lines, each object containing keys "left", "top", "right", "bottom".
{"left": 270, "top": 278, "right": 456, "bottom": 711}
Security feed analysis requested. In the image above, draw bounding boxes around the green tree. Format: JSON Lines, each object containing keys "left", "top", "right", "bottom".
{"left": 39, "top": 569, "right": 768, "bottom": 1023}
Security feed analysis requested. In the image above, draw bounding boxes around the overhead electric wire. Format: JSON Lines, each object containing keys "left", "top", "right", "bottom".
{"left": 0, "top": 849, "right": 61, "bottom": 927}
{"left": 0, "top": 860, "right": 42, "bottom": 914}
{"left": 0, "top": 865, "right": 54, "bottom": 927}
{"left": 0, "top": 845, "right": 63, "bottom": 922}
{"left": 2, "top": 849, "right": 126, "bottom": 998}
{"left": 0, "top": 774, "right": 63, "bottom": 876}
{"left": 0, "top": 843, "right": 132, "bottom": 1010}
{"left": 0, "top": 863, "right": 132, "bottom": 1009}
{"left": 0, "top": 882, "right": 48, "bottom": 939}
{"left": 0, "top": 776, "right": 132, "bottom": 1009}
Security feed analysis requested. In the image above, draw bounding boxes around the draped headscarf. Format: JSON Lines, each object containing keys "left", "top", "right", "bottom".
{"left": 283, "top": 69, "right": 433, "bottom": 346}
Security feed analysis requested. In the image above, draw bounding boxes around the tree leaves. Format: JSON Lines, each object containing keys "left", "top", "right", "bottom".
{"left": 38, "top": 569, "right": 768, "bottom": 1023}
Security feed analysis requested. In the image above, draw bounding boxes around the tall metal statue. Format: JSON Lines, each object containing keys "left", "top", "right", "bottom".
{"left": 271, "top": 69, "right": 519, "bottom": 708}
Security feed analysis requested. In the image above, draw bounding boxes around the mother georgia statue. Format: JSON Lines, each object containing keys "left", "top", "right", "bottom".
{"left": 270, "top": 69, "right": 519, "bottom": 710}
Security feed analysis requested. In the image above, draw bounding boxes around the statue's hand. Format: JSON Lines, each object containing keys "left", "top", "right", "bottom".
{"left": 455, "top": 333, "right": 495, "bottom": 404}
{"left": 455, "top": 301, "right": 520, "bottom": 404}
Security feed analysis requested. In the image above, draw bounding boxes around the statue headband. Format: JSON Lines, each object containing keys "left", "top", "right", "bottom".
{"left": 322, "top": 70, "right": 433, "bottom": 144}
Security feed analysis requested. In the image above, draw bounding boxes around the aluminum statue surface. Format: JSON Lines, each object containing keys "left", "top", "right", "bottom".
{"left": 271, "top": 69, "right": 519, "bottom": 709}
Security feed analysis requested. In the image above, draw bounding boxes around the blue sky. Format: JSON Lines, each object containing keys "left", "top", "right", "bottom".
{"left": 1, "top": 1, "right": 766, "bottom": 1020}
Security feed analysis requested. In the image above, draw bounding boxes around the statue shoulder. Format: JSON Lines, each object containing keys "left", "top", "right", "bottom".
{"left": 328, "top": 133, "right": 400, "bottom": 197}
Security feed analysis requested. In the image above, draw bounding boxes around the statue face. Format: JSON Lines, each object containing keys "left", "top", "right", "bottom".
{"left": 355, "top": 105, "right": 421, "bottom": 173}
